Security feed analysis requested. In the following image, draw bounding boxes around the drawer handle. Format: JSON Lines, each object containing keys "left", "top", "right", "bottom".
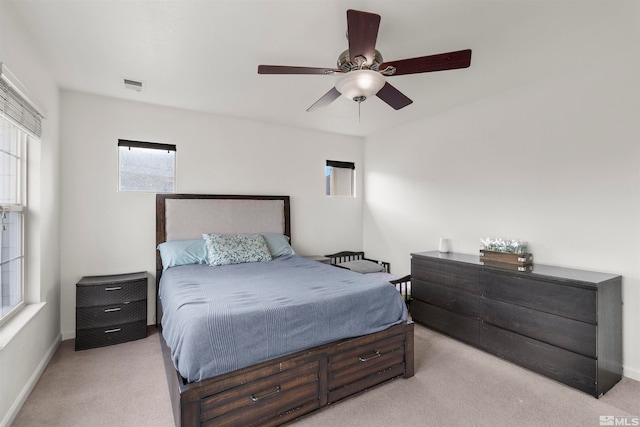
{"left": 104, "top": 286, "right": 122, "bottom": 291}
{"left": 104, "top": 328, "right": 122, "bottom": 334}
{"left": 104, "top": 307, "right": 122, "bottom": 313}
{"left": 250, "top": 385, "right": 281, "bottom": 402}
{"left": 359, "top": 349, "right": 382, "bottom": 363}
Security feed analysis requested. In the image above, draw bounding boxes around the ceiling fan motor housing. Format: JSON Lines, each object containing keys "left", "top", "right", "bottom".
{"left": 337, "top": 49, "right": 384, "bottom": 72}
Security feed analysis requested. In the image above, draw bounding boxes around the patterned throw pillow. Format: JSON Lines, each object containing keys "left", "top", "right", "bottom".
{"left": 203, "top": 233, "right": 273, "bottom": 266}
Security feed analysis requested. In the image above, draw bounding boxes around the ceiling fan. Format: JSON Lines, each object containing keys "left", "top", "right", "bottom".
{"left": 258, "top": 9, "right": 472, "bottom": 112}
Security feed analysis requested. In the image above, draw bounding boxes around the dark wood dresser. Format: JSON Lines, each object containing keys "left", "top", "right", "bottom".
{"left": 76, "top": 271, "right": 148, "bottom": 351}
{"left": 411, "top": 251, "right": 622, "bottom": 397}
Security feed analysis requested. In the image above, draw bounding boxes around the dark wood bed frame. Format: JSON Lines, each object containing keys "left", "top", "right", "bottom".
{"left": 156, "top": 194, "right": 414, "bottom": 427}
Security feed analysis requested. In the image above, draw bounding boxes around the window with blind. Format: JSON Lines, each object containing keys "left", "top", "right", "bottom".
{"left": 0, "top": 68, "right": 38, "bottom": 325}
{"left": 118, "top": 140, "right": 176, "bottom": 192}
{"left": 326, "top": 160, "right": 356, "bottom": 197}
{"left": 0, "top": 65, "right": 42, "bottom": 137}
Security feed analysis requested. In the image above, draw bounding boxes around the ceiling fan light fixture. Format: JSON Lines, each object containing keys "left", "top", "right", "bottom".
{"left": 335, "top": 70, "right": 385, "bottom": 102}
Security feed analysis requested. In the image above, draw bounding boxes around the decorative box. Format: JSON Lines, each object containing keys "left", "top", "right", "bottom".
{"left": 479, "top": 249, "right": 533, "bottom": 272}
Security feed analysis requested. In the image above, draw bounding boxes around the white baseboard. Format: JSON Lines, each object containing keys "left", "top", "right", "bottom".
{"left": 0, "top": 334, "right": 61, "bottom": 427}
{"left": 623, "top": 366, "right": 640, "bottom": 382}
{"left": 61, "top": 329, "right": 75, "bottom": 341}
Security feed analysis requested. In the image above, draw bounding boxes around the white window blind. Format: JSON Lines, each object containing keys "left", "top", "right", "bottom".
{"left": 0, "top": 77, "right": 42, "bottom": 137}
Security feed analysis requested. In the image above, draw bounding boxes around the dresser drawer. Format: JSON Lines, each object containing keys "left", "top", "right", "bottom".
{"left": 413, "top": 279, "right": 480, "bottom": 318}
{"left": 411, "top": 300, "right": 481, "bottom": 347}
{"left": 75, "top": 319, "right": 147, "bottom": 351}
{"left": 77, "top": 279, "right": 146, "bottom": 307}
{"left": 412, "top": 256, "right": 479, "bottom": 293}
{"left": 481, "top": 322, "right": 597, "bottom": 396}
{"left": 200, "top": 358, "right": 320, "bottom": 427}
{"left": 480, "top": 271, "right": 596, "bottom": 324}
{"left": 481, "top": 297, "right": 596, "bottom": 358}
{"left": 76, "top": 300, "right": 147, "bottom": 329}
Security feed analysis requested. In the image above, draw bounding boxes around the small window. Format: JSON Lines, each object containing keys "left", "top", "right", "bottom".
{"left": 118, "top": 140, "right": 176, "bottom": 192}
{"left": 326, "top": 160, "right": 355, "bottom": 197}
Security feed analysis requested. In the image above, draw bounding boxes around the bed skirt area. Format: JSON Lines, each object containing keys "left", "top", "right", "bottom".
{"left": 159, "top": 321, "right": 415, "bottom": 427}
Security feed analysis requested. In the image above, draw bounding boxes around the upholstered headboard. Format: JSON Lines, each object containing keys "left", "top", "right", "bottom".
{"left": 156, "top": 194, "right": 291, "bottom": 273}
{"left": 155, "top": 194, "right": 291, "bottom": 324}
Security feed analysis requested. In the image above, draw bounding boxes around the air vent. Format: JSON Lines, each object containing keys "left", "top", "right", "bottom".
{"left": 123, "top": 78, "right": 144, "bottom": 92}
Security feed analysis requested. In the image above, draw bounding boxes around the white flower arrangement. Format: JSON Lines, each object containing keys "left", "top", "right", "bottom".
{"left": 480, "top": 237, "right": 528, "bottom": 254}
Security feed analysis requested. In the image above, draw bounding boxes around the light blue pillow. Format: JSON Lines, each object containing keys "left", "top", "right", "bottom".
{"left": 203, "top": 233, "right": 272, "bottom": 266}
{"left": 157, "top": 239, "right": 208, "bottom": 270}
{"left": 261, "top": 232, "right": 295, "bottom": 258}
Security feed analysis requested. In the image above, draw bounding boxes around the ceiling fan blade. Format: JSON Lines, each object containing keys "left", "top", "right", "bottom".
{"left": 306, "top": 87, "right": 341, "bottom": 112}
{"left": 347, "top": 9, "right": 381, "bottom": 66}
{"left": 380, "top": 49, "right": 472, "bottom": 76}
{"left": 376, "top": 82, "right": 413, "bottom": 110}
{"left": 258, "top": 65, "right": 341, "bottom": 75}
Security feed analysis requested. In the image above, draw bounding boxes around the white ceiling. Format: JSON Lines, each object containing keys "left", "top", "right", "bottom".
{"left": 6, "top": 0, "right": 631, "bottom": 137}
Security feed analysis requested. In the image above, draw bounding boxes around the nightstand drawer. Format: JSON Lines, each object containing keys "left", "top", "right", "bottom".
{"left": 77, "top": 279, "right": 146, "bottom": 307}
{"left": 76, "top": 300, "right": 147, "bottom": 329}
{"left": 75, "top": 320, "right": 147, "bottom": 351}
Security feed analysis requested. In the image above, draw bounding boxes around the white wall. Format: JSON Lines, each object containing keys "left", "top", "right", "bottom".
{"left": 59, "top": 91, "right": 364, "bottom": 338}
{"left": 363, "top": 12, "right": 640, "bottom": 379}
{"left": 0, "top": 2, "right": 61, "bottom": 425}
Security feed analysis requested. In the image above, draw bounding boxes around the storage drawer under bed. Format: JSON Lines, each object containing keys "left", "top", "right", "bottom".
{"left": 199, "top": 357, "right": 321, "bottom": 427}
{"left": 164, "top": 321, "right": 414, "bottom": 426}
{"left": 327, "top": 332, "right": 407, "bottom": 403}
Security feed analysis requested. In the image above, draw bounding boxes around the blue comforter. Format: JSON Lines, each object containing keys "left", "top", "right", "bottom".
{"left": 159, "top": 255, "right": 408, "bottom": 383}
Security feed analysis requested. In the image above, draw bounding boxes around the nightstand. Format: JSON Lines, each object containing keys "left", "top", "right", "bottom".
{"left": 75, "top": 271, "right": 148, "bottom": 351}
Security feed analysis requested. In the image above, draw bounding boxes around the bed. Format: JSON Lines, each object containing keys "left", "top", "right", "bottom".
{"left": 325, "top": 250, "right": 412, "bottom": 308}
{"left": 155, "top": 194, "right": 414, "bottom": 427}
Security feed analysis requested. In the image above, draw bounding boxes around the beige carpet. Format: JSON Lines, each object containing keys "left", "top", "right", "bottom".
{"left": 12, "top": 325, "right": 640, "bottom": 426}
{"left": 12, "top": 328, "right": 174, "bottom": 427}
